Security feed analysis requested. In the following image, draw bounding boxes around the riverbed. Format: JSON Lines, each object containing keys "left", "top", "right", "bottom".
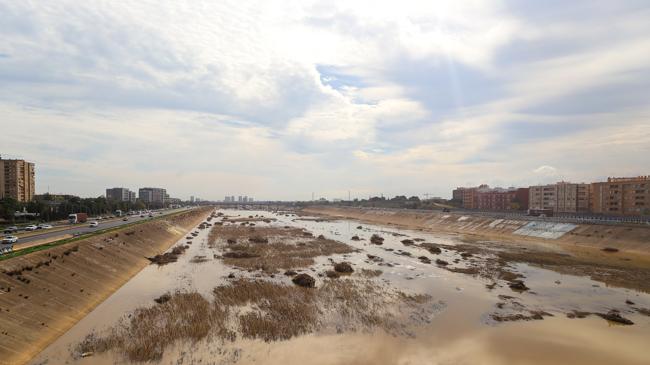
{"left": 30, "top": 209, "right": 650, "bottom": 365}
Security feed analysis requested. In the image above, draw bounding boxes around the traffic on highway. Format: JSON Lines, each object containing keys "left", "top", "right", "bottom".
{"left": 1, "top": 208, "right": 190, "bottom": 253}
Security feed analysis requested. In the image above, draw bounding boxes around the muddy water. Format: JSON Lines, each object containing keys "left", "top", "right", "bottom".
{"left": 30, "top": 210, "right": 650, "bottom": 365}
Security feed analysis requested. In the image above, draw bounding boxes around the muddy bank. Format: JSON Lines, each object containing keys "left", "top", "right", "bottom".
{"left": 73, "top": 218, "right": 440, "bottom": 363}
{"left": 304, "top": 206, "right": 650, "bottom": 293}
{"left": 0, "top": 207, "right": 211, "bottom": 365}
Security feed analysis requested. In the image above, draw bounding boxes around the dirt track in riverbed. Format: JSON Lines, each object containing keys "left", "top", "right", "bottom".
{"left": 0, "top": 208, "right": 211, "bottom": 365}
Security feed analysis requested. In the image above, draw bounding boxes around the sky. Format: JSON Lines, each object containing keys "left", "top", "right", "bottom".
{"left": 1, "top": 0, "right": 649, "bottom": 201}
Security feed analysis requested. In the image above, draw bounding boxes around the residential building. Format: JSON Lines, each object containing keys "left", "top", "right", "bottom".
{"left": 459, "top": 185, "right": 528, "bottom": 211}
{"left": 558, "top": 182, "right": 591, "bottom": 213}
{"left": 529, "top": 185, "right": 557, "bottom": 211}
{"left": 452, "top": 188, "right": 465, "bottom": 203}
{"left": 476, "top": 187, "right": 529, "bottom": 211}
{"left": 139, "top": 187, "right": 167, "bottom": 206}
{"left": 167, "top": 197, "right": 182, "bottom": 205}
{"left": 461, "top": 184, "right": 490, "bottom": 209}
{"left": 591, "top": 176, "right": 649, "bottom": 216}
{"left": 529, "top": 182, "right": 591, "bottom": 213}
{"left": 106, "top": 187, "right": 136, "bottom": 203}
{"left": 0, "top": 156, "right": 35, "bottom": 202}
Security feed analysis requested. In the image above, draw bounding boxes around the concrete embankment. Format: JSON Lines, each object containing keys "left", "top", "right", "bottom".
{"left": 0, "top": 207, "right": 211, "bottom": 365}
{"left": 304, "top": 207, "right": 650, "bottom": 256}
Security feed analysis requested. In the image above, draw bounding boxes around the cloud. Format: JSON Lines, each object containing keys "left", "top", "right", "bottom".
{"left": 533, "top": 166, "right": 559, "bottom": 177}
{"left": 0, "top": 0, "right": 648, "bottom": 200}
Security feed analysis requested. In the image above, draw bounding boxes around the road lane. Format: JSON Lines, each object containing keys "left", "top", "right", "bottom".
{"left": 11, "top": 208, "right": 190, "bottom": 248}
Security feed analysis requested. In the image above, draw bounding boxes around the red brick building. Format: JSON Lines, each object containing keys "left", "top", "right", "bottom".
{"left": 476, "top": 188, "right": 529, "bottom": 211}
{"left": 456, "top": 185, "right": 528, "bottom": 211}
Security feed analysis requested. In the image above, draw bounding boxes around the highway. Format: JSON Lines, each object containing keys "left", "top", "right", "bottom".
{"left": 10, "top": 208, "right": 191, "bottom": 248}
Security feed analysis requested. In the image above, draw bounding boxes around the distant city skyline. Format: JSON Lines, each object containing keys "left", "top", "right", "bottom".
{"left": 3, "top": 164, "right": 650, "bottom": 202}
{"left": 2, "top": 1, "right": 649, "bottom": 201}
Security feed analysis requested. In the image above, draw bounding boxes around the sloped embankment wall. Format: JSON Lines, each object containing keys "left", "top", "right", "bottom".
{"left": 304, "top": 207, "right": 650, "bottom": 254}
{"left": 0, "top": 208, "right": 211, "bottom": 365}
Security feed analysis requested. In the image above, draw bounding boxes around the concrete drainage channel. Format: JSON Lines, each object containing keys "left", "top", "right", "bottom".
{"left": 0, "top": 207, "right": 212, "bottom": 365}
{"left": 23, "top": 208, "right": 650, "bottom": 365}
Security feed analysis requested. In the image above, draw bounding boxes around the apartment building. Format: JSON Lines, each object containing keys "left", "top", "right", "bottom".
{"left": 0, "top": 156, "right": 35, "bottom": 202}
{"left": 106, "top": 187, "right": 136, "bottom": 203}
{"left": 529, "top": 182, "right": 591, "bottom": 213}
{"left": 459, "top": 185, "right": 528, "bottom": 211}
{"left": 591, "top": 176, "right": 649, "bottom": 216}
{"left": 460, "top": 185, "right": 488, "bottom": 209}
{"left": 139, "top": 187, "right": 167, "bottom": 205}
{"left": 558, "top": 182, "right": 591, "bottom": 212}
{"left": 529, "top": 185, "right": 557, "bottom": 211}
{"left": 476, "top": 188, "right": 529, "bottom": 211}
{"left": 452, "top": 188, "right": 464, "bottom": 203}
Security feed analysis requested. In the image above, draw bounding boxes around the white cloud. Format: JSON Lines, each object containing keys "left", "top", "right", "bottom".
{"left": 533, "top": 166, "right": 558, "bottom": 177}
{"left": 0, "top": 0, "right": 648, "bottom": 200}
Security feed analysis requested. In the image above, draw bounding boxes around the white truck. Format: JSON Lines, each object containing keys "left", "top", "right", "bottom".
{"left": 68, "top": 213, "right": 88, "bottom": 224}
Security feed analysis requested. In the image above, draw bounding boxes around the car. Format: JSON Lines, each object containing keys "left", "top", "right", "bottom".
{"left": 3, "top": 226, "right": 18, "bottom": 234}
{"left": 140, "top": 214, "right": 145, "bottom": 218}
{"left": 122, "top": 217, "right": 129, "bottom": 221}
{"left": 89, "top": 221, "right": 99, "bottom": 227}
{"left": 24, "top": 225, "right": 38, "bottom": 231}
{"left": 38, "top": 224, "right": 53, "bottom": 229}
{"left": 2, "top": 236, "right": 18, "bottom": 244}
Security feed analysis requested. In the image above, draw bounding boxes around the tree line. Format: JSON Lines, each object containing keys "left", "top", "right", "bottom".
{"left": 0, "top": 194, "right": 150, "bottom": 223}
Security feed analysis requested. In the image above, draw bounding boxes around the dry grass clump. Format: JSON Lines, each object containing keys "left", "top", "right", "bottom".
{"left": 147, "top": 245, "right": 188, "bottom": 265}
{"left": 334, "top": 262, "right": 354, "bottom": 273}
{"left": 78, "top": 292, "right": 231, "bottom": 362}
{"left": 79, "top": 278, "right": 438, "bottom": 362}
{"left": 190, "top": 255, "right": 210, "bottom": 263}
{"left": 213, "top": 279, "right": 319, "bottom": 341}
{"left": 209, "top": 225, "right": 354, "bottom": 273}
{"left": 208, "top": 225, "right": 305, "bottom": 248}
{"left": 360, "top": 269, "right": 383, "bottom": 278}
{"left": 316, "top": 279, "right": 435, "bottom": 334}
{"left": 221, "top": 239, "right": 353, "bottom": 273}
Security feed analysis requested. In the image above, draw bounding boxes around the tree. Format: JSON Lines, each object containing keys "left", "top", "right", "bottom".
{"left": 0, "top": 198, "right": 20, "bottom": 222}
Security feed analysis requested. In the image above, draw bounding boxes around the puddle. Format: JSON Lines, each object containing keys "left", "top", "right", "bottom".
{"left": 29, "top": 209, "right": 650, "bottom": 365}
